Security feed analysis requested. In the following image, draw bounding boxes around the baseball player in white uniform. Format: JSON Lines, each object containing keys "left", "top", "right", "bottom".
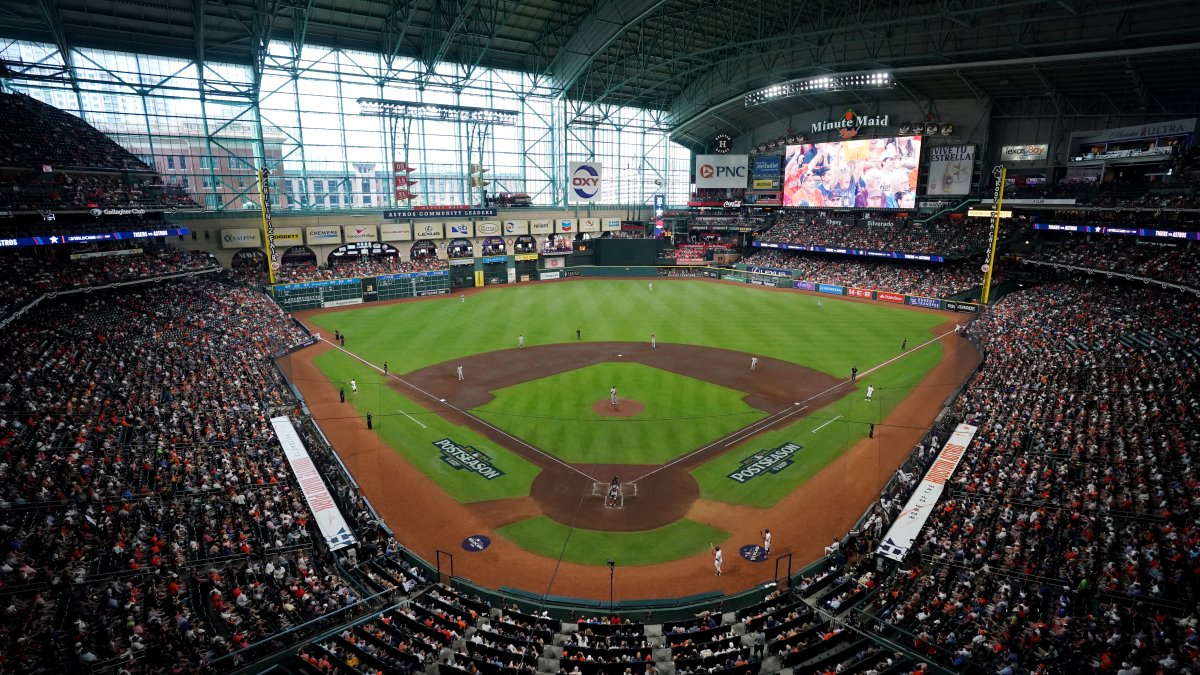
{"left": 350, "top": 379, "right": 357, "bottom": 394}
{"left": 648, "top": 281, "right": 653, "bottom": 292}
{"left": 865, "top": 385, "right": 875, "bottom": 401}
{"left": 610, "top": 386, "right": 618, "bottom": 407}
{"left": 751, "top": 356, "right": 759, "bottom": 371}
{"left": 461, "top": 294, "right": 465, "bottom": 303}
{"left": 762, "top": 529, "right": 771, "bottom": 556}
{"left": 518, "top": 334, "right": 524, "bottom": 348}
{"left": 818, "top": 298, "right": 823, "bottom": 309}
{"left": 456, "top": 365, "right": 464, "bottom": 381}
{"left": 713, "top": 546, "right": 723, "bottom": 576}
{"left": 651, "top": 334, "right": 656, "bottom": 349}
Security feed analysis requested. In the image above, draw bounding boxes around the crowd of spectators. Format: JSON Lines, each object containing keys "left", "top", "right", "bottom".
{"left": 1025, "top": 237, "right": 1200, "bottom": 289}
{"left": 0, "top": 171, "right": 198, "bottom": 212}
{"left": 235, "top": 256, "right": 449, "bottom": 286}
{"left": 0, "top": 93, "right": 150, "bottom": 172}
{"left": 842, "top": 279, "right": 1200, "bottom": 674}
{"left": 760, "top": 211, "right": 1023, "bottom": 257}
{"left": 663, "top": 242, "right": 736, "bottom": 264}
{"left": 0, "top": 278, "right": 392, "bottom": 672}
{"left": 0, "top": 246, "right": 219, "bottom": 318}
{"left": 742, "top": 249, "right": 995, "bottom": 299}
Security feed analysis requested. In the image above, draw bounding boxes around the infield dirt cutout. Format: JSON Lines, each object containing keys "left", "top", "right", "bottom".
{"left": 592, "top": 399, "right": 645, "bottom": 417}
{"left": 284, "top": 286, "right": 980, "bottom": 599}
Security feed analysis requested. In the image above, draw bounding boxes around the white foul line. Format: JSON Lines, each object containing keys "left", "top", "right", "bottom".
{"left": 632, "top": 326, "right": 960, "bottom": 483}
{"left": 724, "top": 406, "right": 807, "bottom": 447}
{"left": 318, "top": 339, "right": 601, "bottom": 482}
{"left": 397, "top": 409, "right": 427, "bottom": 429}
{"left": 811, "top": 415, "right": 843, "bottom": 433}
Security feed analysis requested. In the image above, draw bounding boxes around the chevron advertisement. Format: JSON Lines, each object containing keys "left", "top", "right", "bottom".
{"left": 696, "top": 154, "right": 748, "bottom": 188}
{"left": 568, "top": 161, "right": 603, "bottom": 203}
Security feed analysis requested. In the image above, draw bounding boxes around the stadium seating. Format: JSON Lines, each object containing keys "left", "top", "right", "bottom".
{"left": 742, "top": 249, "right": 999, "bottom": 299}
{"left": 1024, "top": 237, "right": 1200, "bottom": 289}
{"left": 0, "top": 94, "right": 151, "bottom": 172}
{"left": 758, "top": 212, "right": 1024, "bottom": 257}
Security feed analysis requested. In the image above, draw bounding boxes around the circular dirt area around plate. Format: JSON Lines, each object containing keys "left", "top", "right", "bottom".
{"left": 592, "top": 399, "right": 645, "bottom": 417}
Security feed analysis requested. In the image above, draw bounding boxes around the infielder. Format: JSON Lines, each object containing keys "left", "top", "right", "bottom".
{"left": 350, "top": 379, "right": 357, "bottom": 394}
{"left": 762, "top": 529, "right": 771, "bottom": 556}
{"left": 818, "top": 298, "right": 823, "bottom": 309}
{"left": 865, "top": 385, "right": 875, "bottom": 401}
{"left": 610, "top": 386, "right": 618, "bottom": 407}
{"left": 518, "top": 334, "right": 524, "bottom": 349}
{"left": 651, "top": 334, "right": 656, "bottom": 349}
{"left": 461, "top": 294, "right": 465, "bottom": 303}
{"left": 713, "top": 546, "right": 723, "bottom": 576}
{"left": 456, "top": 365, "right": 464, "bottom": 381}
{"left": 648, "top": 282, "right": 653, "bottom": 292}
{"left": 751, "top": 356, "right": 759, "bottom": 371}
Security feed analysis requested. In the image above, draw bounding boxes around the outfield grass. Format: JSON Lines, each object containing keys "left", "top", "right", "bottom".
{"left": 312, "top": 349, "right": 541, "bottom": 502}
{"left": 473, "top": 362, "right": 766, "bottom": 464}
{"left": 690, "top": 340, "right": 943, "bottom": 507}
{"left": 307, "top": 280, "right": 946, "bottom": 379}
{"left": 496, "top": 516, "right": 730, "bottom": 566}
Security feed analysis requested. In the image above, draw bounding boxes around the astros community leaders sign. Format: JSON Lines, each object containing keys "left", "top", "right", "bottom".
{"left": 433, "top": 438, "right": 505, "bottom": 479}
{"left": 727, "top": 442, "right": 803, "bottom": 482}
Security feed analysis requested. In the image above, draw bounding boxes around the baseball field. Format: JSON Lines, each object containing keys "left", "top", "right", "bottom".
{"left": 280, "top": 278, "right": 979, "bottom": 599}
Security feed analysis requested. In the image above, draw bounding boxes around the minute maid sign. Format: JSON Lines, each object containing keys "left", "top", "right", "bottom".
{"left": 727, "top": 442, "right": 803, "bottom": 482}
{"left": 812, "top": 108, "right": 889, "bottom": 139}
{"left": 433, "top": 438, "right": 505, "bottom": 480}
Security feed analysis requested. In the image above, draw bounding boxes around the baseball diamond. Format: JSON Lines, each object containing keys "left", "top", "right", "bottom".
{"left": 281, "top": 278, "right": 980, "bottom": 596}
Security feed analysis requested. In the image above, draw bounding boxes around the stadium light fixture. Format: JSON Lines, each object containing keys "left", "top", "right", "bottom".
{"left": 357, "top": 98, "right": 520, "bottom": 126}
{"left": 745, "top": 72, "right": 892, "bottom": 106}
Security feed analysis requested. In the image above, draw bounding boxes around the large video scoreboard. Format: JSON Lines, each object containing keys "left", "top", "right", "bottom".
{"left": 271, "top": 270, "right": 450, "bottom": 312}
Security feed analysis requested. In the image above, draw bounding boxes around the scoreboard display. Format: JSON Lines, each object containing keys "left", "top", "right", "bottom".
{"left": 377, "top": 270, "right": 451, "bottom": 300}
{"left": 272, "top": 278, "right": 363, "bottom": 312}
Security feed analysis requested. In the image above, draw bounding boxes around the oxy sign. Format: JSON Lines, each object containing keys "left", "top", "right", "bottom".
{"left": 568, "top": 161, "right": 603, "bottom": 203}
{"left": 696, "top": 154, "right": 748, "bottom": 188}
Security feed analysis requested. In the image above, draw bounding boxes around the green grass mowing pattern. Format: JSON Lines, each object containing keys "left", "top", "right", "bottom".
{"left": 690, "top": 340, "right": 944, "bottom": 508}
{"left": 307, "top": 280, "right": 946, "bottom": 379}
{"left": 312, "top": 349, "right": 540, "bottom": 502}
{"left": 495, "top": 516, "right": 730, "bottom": 566}
{"left": 473, "top": 362, "right": 767, "bottom": 465}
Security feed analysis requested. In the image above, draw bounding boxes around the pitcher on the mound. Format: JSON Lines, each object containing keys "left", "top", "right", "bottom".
{"left": 610, "top": 385, "right": 618, "bottom": 407}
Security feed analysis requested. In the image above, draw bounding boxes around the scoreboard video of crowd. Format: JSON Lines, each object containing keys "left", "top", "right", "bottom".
{"left": 271, "top": 270, "right": 451, "bottom": 312}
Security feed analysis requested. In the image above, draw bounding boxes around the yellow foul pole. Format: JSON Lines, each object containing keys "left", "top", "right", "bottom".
{"left": 981, "top": 165, "right": 1006, "bottom": 305}
{"left": 257, "top": 168, "right": 277, "bottom": 286}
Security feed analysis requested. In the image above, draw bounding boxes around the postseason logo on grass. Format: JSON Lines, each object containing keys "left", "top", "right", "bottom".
{"left": 433, "top": 438, "right": 506, "bottom": 480}
{"left": 727, "top": 442, "right": 803, "bottom": 483}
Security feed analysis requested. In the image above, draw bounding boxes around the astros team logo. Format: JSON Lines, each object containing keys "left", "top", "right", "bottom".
{"left": 572, "top": 164, "right": 601, "bottom": 200}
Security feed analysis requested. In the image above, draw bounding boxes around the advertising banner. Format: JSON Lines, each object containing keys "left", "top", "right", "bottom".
{"left": 1000, "top": 144, "right": 1049, "bottom": 161}
{"left": 380, "top": 223, "right": 412, "bottom": 242}
{"left": 305, "top": 226, "right": 342, "bottom": 245}
{"left": 221, "top": 228, "right": 262, "bottom": 249}
{"left": 925, "top": 145, "right": 975, "bottom": 195}
{"left": 753, "top": 155, "right": 782, "bottom": 176}
{"left": 540, "top": 271, "right": 561, "bottom": 280}
{"left": 785, "top": 136, "right": 922, "bottom": 208}
{"left": 545, "top": 257, "right": 565, "bottom": 269}
{"left": 878, "top": 423, "right": 978, "bottom": 561}
{"left": 568, "top": 161, "right": 603, "bottom": 203}
{"left": 602, "top": 218, "right": 621, "bottom": 231}
{"left": 274, "top": 227, "right": 303, "bottom": 244}
{"left": 513, "top": 253, "right": 539, "bottom": 262}
{"left": 270, "top": 416, "right": 357, "bottom": 552}
{"left": 877, "top": 291, "right": 905, "bottom": 304}
{"left": 413, "top": 222, "right": 444, "bottom": 239}
{"left": 556, "top": 219, "right": 575, "bottom": 233}
{"left": 752, "top": 179, "right": 776, "bottom": 189}
{"left": 696, "top": 154, "right": 749, "bottom": 188}
{"left": 945, "top": 300, "right": 980, "bottom": 313}
{"left": 384, "top": 207, "right": 496, "bottom": 219}
{"left": 579, "top": 217, "right": 600, "bottom": 232}
{"left": 342, "top": 224, "right": 376, "bottom": 243}
{"left": 817, "top": 283, "right": 845, "bottom": 295}
{"left": 906, "top": 295, "right": 941, "bottom": 309}
{"left": 793, "top": 281, "right": 817, "bottom": 291}
{"left": 502, "top": 220, "right": 529, "bottom": 235}
{"left": 847, "top": 287, "right": 873, "bottom": 299}
{"left": 530, "top": 219, "right": 553, "bottom": 234}
{"left": 446, "top": 221, "right": 474, "bottom": 238}
{"left": 475, "top": 221, "right": 502, "bottom": 237}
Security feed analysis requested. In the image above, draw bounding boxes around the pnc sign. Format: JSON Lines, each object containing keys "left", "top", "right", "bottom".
{"left": 695, "top": 154, "right": 749, "bottom": 188}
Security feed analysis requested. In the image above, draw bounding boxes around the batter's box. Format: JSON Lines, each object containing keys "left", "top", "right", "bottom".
{"left": 592, "top": 481, "right": 638, "bottom": 509}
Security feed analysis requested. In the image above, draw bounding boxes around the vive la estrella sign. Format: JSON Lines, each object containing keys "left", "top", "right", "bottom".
{"left": 727, "top": 442, "right": 803, "bottom": 483}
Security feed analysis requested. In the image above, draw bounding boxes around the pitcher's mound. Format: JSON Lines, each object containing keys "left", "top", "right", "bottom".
{"left": 593, "top": 399, "right": 645, "bottom": 417}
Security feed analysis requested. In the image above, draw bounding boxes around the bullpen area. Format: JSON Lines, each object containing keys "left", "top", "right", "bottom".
{"left": 279, "top": 278, "right": 979, "bottom": 600}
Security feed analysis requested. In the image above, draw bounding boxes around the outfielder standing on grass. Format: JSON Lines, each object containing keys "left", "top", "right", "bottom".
{"left": 713, "top": 545, "right": 723, "bottom": 576}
